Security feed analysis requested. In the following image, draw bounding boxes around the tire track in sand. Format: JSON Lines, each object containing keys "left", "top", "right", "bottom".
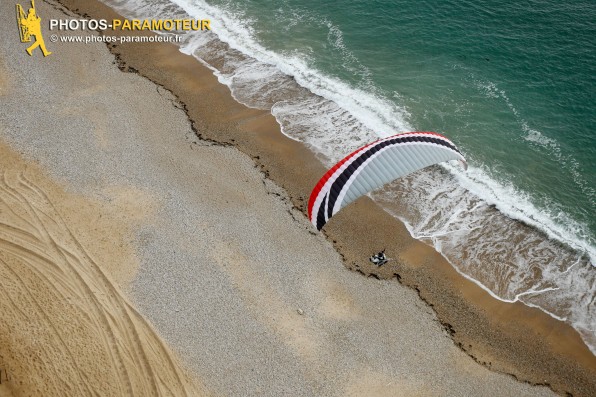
{"left": 0, "top": 166, "right": 206, "bottom": 396}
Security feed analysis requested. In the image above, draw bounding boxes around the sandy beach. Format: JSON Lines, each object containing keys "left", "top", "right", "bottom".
{"left": 0, "top": 0, "right": 594, "bottom": 396}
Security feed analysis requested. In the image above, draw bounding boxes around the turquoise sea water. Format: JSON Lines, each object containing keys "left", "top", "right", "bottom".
{"left": 213, "top": 0, "right": 595, "bottom": 248}
{"left": 107, "top": 0, "right": 595, "bottom": 351}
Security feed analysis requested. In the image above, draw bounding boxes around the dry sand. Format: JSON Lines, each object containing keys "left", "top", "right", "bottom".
{"left": 0, "top": 0, "right": 591, "bottom": 396}
{"left": 0, "top": 142, "right": 205, "bottom": 396}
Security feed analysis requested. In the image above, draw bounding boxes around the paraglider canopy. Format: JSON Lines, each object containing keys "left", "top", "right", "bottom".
{"left": 308, "top": 132, "right": 467, "bottom": 231}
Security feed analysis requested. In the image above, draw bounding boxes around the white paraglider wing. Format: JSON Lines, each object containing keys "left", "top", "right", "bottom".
{"left": 308, "top": 132, "right": 467, "bottom": 230}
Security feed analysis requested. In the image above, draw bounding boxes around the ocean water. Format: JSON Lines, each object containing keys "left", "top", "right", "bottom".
{"left": 104, "top": 0, "right": 595, "bottom": 352}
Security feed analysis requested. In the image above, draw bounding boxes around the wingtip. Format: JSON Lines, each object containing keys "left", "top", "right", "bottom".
{"left": 460, "top": 159, "right": 468, "bottom": 171}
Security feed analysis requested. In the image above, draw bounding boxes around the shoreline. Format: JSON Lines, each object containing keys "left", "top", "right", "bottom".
{"left": 53, "top": 0, "right": 596, "bottom": 394}
{"left": 2, "top": 0, "right": 594, "bottom": 395}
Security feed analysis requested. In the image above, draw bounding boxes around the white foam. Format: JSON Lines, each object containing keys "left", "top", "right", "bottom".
{"left": 162, "top": 0, "right": 413, "bottom": 134}
{"left": 449, "top": 162, "right": 595, "bottom": 262}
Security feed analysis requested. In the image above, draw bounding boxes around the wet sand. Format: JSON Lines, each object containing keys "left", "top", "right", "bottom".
{"left": 0, "top": 0, "right": 594, "bottom": 395}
